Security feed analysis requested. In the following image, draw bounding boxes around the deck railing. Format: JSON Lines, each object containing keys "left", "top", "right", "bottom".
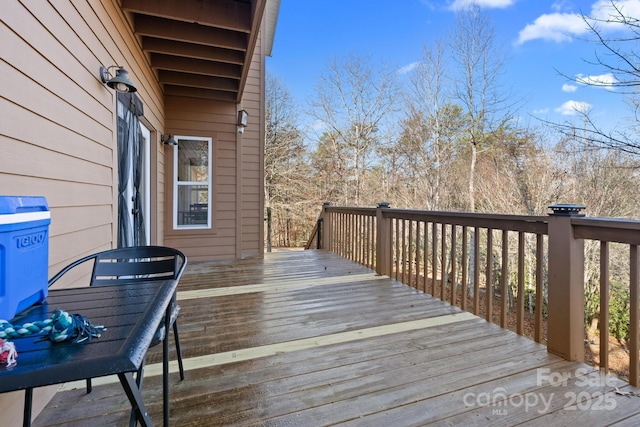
{"left": 309, "top": 202, "right": 640, "bottom": 386}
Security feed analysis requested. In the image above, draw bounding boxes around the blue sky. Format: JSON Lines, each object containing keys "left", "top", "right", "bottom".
{"left": 266, "top": 0, "right": 640, "bottom": 132}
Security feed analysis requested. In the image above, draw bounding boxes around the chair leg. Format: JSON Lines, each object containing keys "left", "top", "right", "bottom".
{"left": 86, "top": 378, "right": 92, "bottom": 393}
{"left": 173, "top": 321, "right": 185, "bottom": 380}
{"left": 23, "top": 388, "right": 33, "bottom": 427}
{"left": 129, "top": 361, "right": 145, "bottom": 427}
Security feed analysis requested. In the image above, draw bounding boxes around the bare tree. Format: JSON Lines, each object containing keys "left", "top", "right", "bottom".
{"left": 399, "top": 41, "right": 464, "bottom": 210}
{"left": 310, "top": 54, "right": 398, "bottom": 206}
{"left": 475, "top": 126, "right": 563, "bottom": 216}
{"left": 265, "top": 74, "right": 309, "bottom": 248}
{"left": 580, "top": 1, "right": 640, "bottom": 92}
{"left": 309, "top": 131, "right": 350, "bottom": 205}
{"left": 449, "top": 3, "right": 514, "bottom": 212}
{"left": 550, "top": 0, "right": 640, "bottom": 154}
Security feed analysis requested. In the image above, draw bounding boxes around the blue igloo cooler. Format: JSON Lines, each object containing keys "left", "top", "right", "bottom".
{"left": 0, "top": 196, "right": 50, "bottom": 321}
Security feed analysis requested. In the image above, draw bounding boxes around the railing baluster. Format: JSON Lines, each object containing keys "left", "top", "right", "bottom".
{"left": 364, "top": 215, "right": 369, "bottom": 266}
{"left": 408, "top": 220, "right": 414, "bottom": 288}
{"left": 474, "top": 226, "right": 480, "bottom": 315}
{"left": 501, "top": 229, "right": 508, "bottom": 329}
{"left": 387, "top": 215, "right": 393, "bottom": 276}
{"left": 354, "top": 214, "right": 358, "bottom": 263}
{"left": 441, "top": 223, "right": 446, "bottom": 301}
{"left": 332, "top": 212, "right": 337, "bottom": 254}
{"left": 364, "top": 215, "right": 369, "bottom": 267}
{"left": 360, "top": 214, "right": 365, "bottom": 265}
{"left": 344, "top": 212, "right": 348, "bottom": 258}
{"left": 451, "top": 225, "right": 457, "bottom": 306}
{"left": 367, "top": 214, "right": 371, "bottom": 268}
{"left": 336, "top": 212, "right": 341, "bottom": 255}
{"left": 372, "top": 215, "right": 377, "bottom": 271}
{"left": 535, "top": 233, "right": 543, "bottom": 344}
{"left": 486, "top": 228, "right": 493, "bottom": 323}
{"left": 368, "top": 215, "right": 373, "bottom": 269}
{"left": 343, "top": 212, "right": 347, "bottom": 258}
{"left": 423, "top": 221, "right": 429, "bottom": 294}
{"left": 357, "top": 214, "right": 362, "bottom": 264}
{"left": 432, "top": 222, "right": 438, "bottom": 296}
{"left": 402, "top": 219, "right": 407, "bottom": 285}
{"left": 360, "top": 216, "right": 363, "bottom": 264}
{"left": 630, "top": 245, "right": 639, "bottom": 387}
{"left": 334, "top": 212, "right": 338, "bottom": 254}
{"left": 346, "top": 213, "right": 351, "bottom": 260}
{"left": 337, "top": 212, "right": 342, "bottom": 256}
{"left": 345, "top": 213, "right": 348, "bottom": 258}
{"left": 395, "top": 218, "right": 400, "bottom": 281}
{"left": 416, "top": 221, "right": 422, "bottom": 291}
{"left": 348, "top": 212, "right": 352, "bottom": 258}
{"left": 517, "top": 231, "right": 525, "bottom": 336}
{"left": 461, "top": 226, "right": 468, "bottom": 311}
{"left": 348, "top": 213, "right": 353, "bottom": 260}
{"left": 341, "top": 213, "right": 345, "bottom": 257}
{"left": 600, "top": 241, "right": 610, "bottom": 374}
{"left": 353, "top": 213, "right": 357, "bottom": 260}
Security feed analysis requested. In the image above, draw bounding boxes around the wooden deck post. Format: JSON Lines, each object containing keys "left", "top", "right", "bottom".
{"left": 376, "top": 202, "right": 391, "bottom": 276}
{"left": 546, "top": 204, "right": 586, "bottom": 361}
{"left": 321, "top": 202, "right": 331, "bottom": 251}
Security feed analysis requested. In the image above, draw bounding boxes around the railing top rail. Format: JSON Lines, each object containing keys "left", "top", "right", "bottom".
{"left": 324, "top": 205, "right": 550, "bottom": 233}
{"left": 381, "top": 208, "right": 549, "bottom": 234}
{"left": 323, "top": 205, "right": 640, "bottom": 242}
{"left": 324, "top": 206, "right": 377, "bottom": 216}
{"left": 572, "top": 216, "right": 640, "bottom": 245}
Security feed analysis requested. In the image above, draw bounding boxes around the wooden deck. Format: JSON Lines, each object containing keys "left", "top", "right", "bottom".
{"left": 33, "top": 250, "right": 640, "bottom": 426}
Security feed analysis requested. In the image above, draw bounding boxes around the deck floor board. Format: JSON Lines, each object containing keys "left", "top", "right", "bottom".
{"left": 33, "top": 250, "right": 640, "bottom": 426}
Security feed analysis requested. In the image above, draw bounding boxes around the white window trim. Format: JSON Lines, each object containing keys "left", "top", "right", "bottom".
{"left": 139, "top": 123, "right": 151, "bottom": 244}
{"left": 172, "top": 135, "right": 212, "bottom": 230}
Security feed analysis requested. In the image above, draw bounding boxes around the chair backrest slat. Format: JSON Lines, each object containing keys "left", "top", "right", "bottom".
{"left": 90, "top": 246, "right": 185, "bottom": 287}
{"left": 93, "top": 258, "right": 177, "bottom": 281}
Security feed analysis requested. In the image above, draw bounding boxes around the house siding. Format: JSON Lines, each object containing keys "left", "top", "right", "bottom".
{"left": 162, "top": 97, "right": 237, "bottom": 260}
{"left": 240, "top": 30, "right": 266, "bottom": 258}
{"left": 1, "top": 0, "right": 167, "bottom": 271}
{"left": 162, "top": 35, "right": 266, "bottom": 261}
{"left": 0, "top": 1, "right": 166, "bottom": 423}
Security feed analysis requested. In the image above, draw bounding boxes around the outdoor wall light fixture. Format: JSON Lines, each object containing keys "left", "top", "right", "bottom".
{"left": 237, "top": 109, "right": 248, "bottom": 134}
{"left": 100, "top": 65, "right": 137, "bottom": 93}
{"left": 161, "top": 134, "right": 177, "bottom": 145}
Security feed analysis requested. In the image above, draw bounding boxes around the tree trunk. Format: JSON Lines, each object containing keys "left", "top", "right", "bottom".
{"left": 469, "top": 141, "right": 477, "bottom": 213}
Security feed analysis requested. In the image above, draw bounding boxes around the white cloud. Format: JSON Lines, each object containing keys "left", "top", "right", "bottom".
{"left": 590, "top": 0, "right": 640, "bottom": 24}
{"left": 555, "top": 100, "right": 592, "bottom": 115}
{"left": 533, "top": 107, "right": 550, "bottom": 114}
{"left": 575, "top": 72, "right": 618, "bottom": 90}
{"left": 517, "top": 0, "right": 640, "bottom": 44}
{"left": 551, "top": 1, "right": 572, "bottom": 13}
{"left": 398, "top": 62, "right": 420, "bottom": 75}
{"left": 562, "top": 83, "right": 578, "bottom": 92}
{"left": 449, "top": 0, "right": 515, "bottom": 11}
{"left": 517, "top": 13, "right": 587, "bottom": 44}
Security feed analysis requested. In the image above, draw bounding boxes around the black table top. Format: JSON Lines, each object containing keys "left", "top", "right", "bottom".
{"left": 0, "top": 279, "right": 177, "bottom": 393}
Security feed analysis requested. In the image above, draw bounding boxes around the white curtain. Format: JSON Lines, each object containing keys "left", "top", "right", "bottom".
{"left": 116, "top": 92, "right": 145, "bottom": 247}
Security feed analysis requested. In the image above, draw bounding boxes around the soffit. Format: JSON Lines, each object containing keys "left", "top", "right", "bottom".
{"left": 121, "top": 0, "right": 269, "bottom": 102}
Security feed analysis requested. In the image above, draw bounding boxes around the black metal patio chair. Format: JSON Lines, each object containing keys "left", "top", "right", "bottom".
{"left": 47, "top": 245, "right": 187, "bottom": 425}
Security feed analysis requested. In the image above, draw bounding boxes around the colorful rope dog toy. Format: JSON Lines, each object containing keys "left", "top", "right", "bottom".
{"left": 0, "top": 338, "right": 17, "bottom": 368}
{"left": 0, "top": 308, "right": 106, "bottom": 367}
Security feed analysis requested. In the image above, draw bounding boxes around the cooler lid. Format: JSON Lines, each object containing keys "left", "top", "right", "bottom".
{"left": 0, "top": 196, "right": 50, "bottom": 223}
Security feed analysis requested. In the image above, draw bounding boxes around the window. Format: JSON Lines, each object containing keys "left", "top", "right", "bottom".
{"left": 173, "top": 136, "right": 212, "bottom": 229}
